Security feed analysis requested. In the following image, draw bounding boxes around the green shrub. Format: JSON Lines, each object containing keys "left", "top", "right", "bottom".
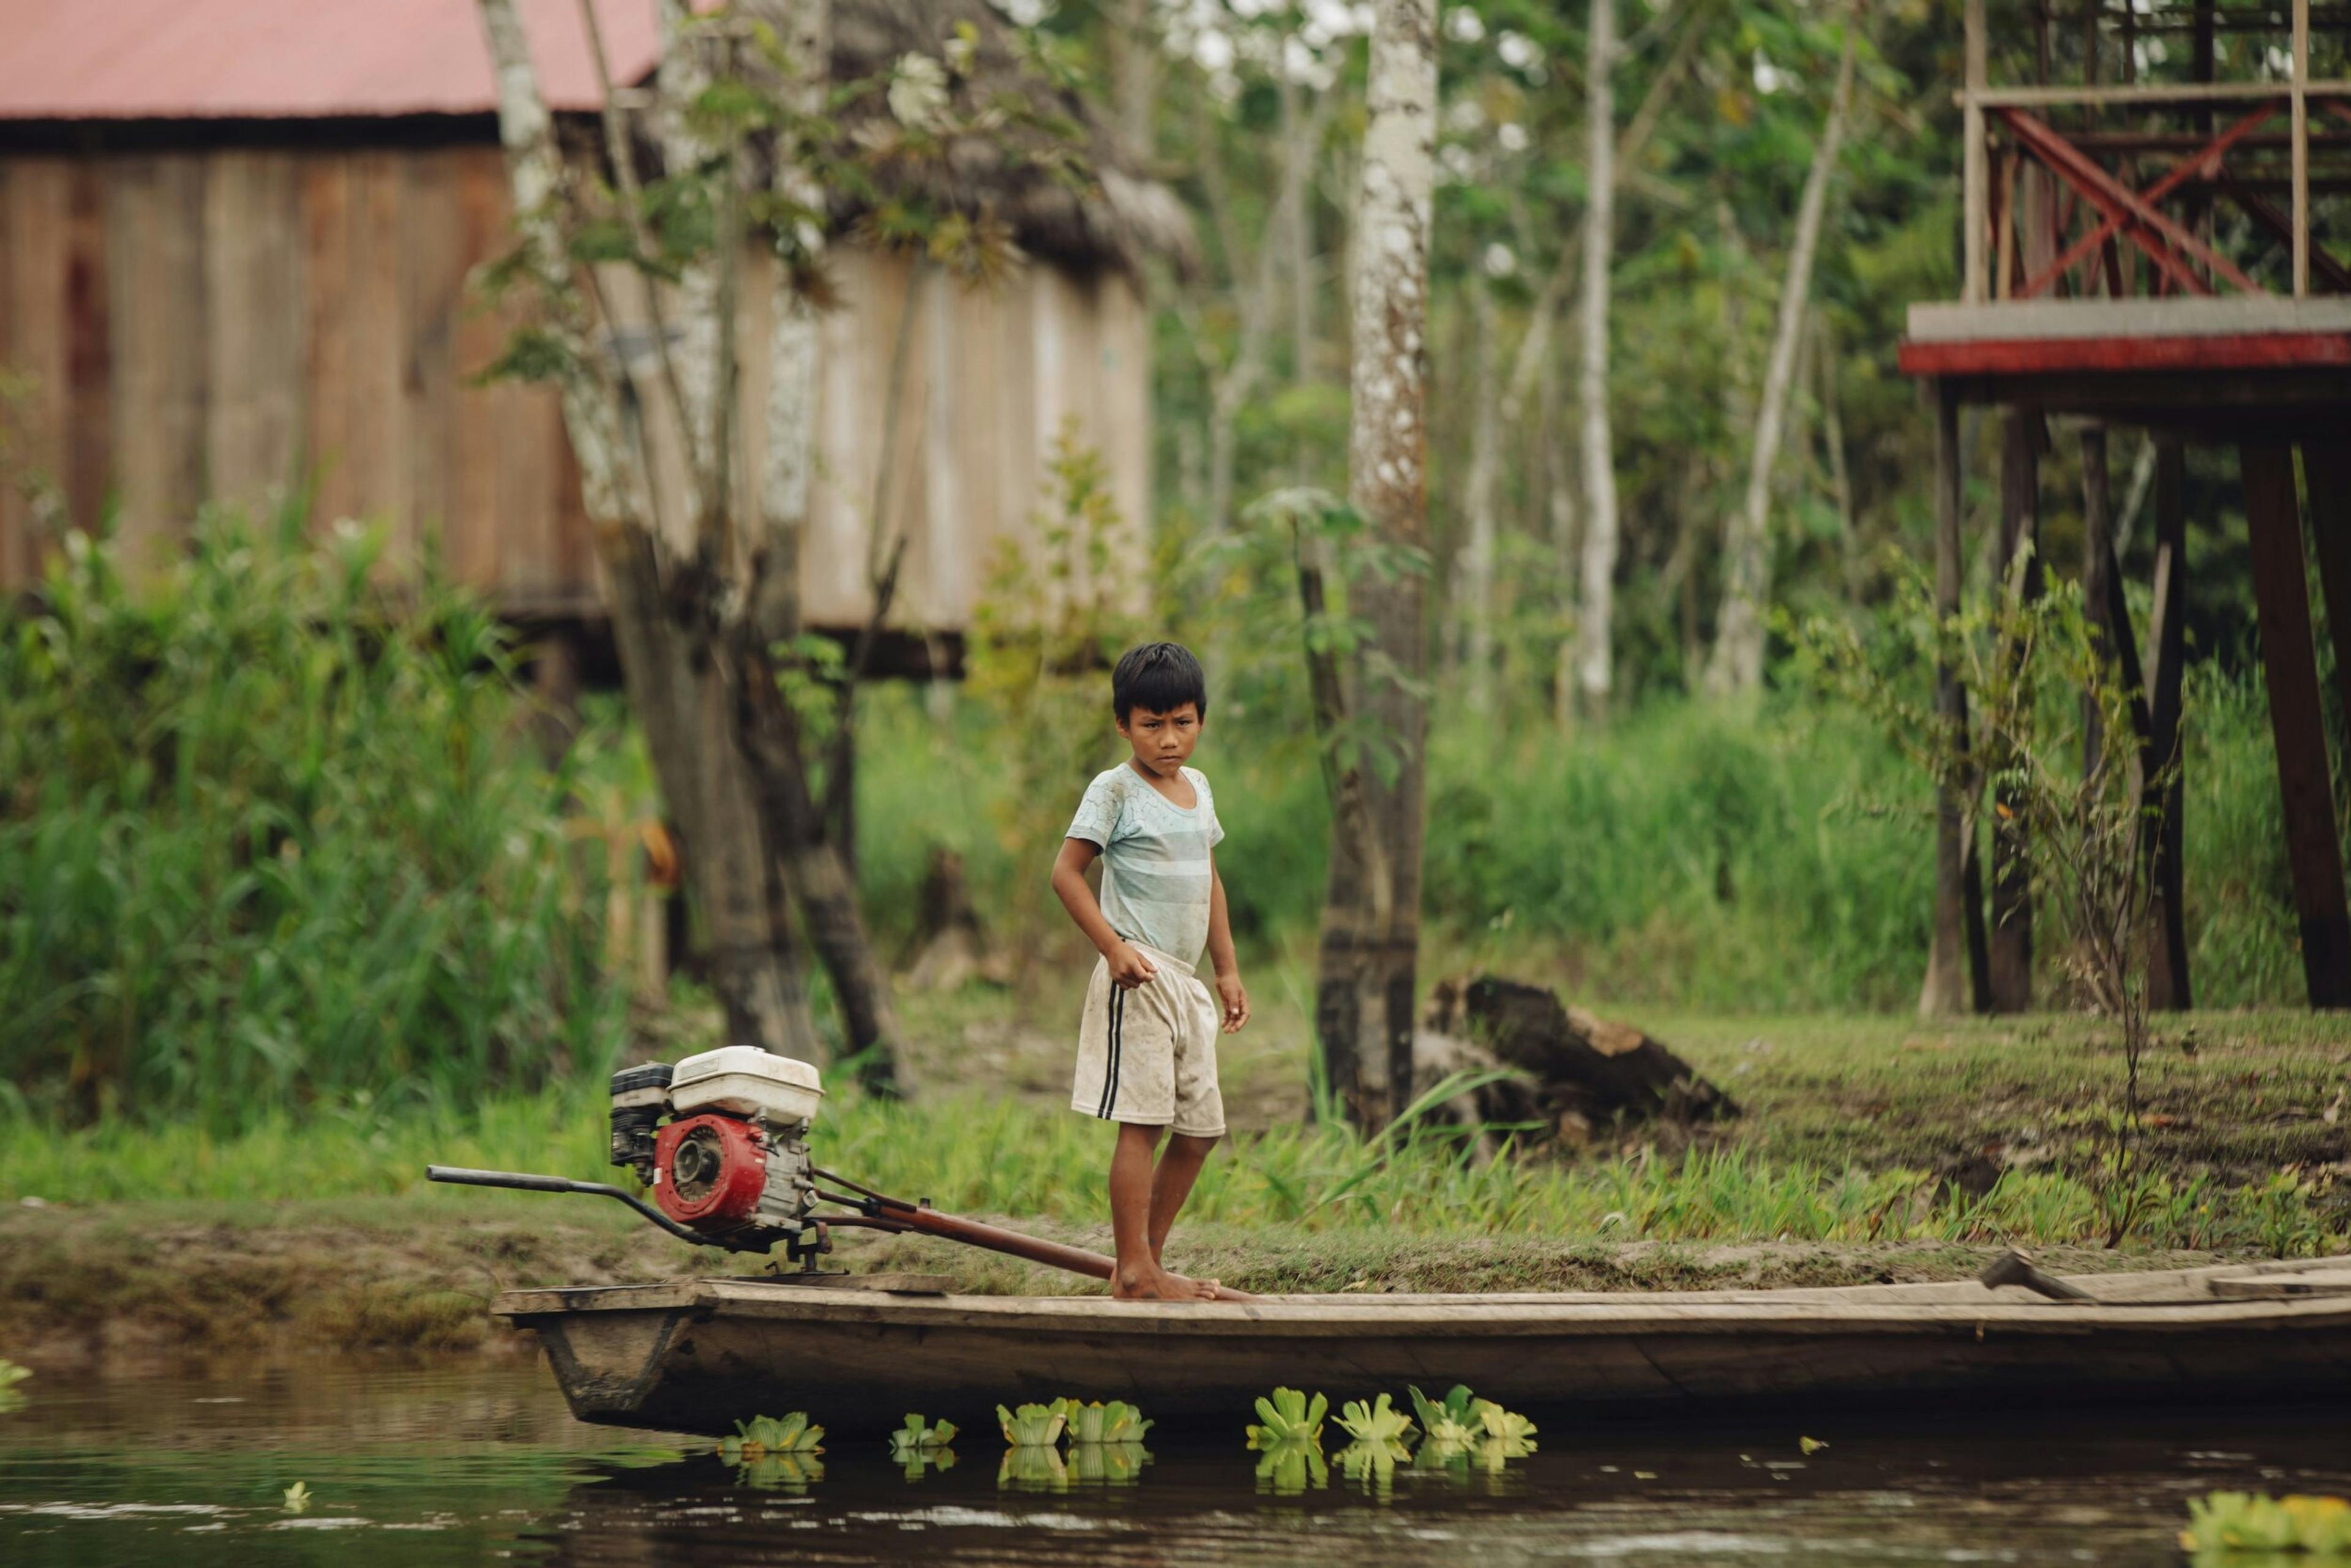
{"left": 0, "top": 514, "right": 629, "bottom": 1128}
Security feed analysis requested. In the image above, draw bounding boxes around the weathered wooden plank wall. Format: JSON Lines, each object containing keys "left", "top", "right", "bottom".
{"left": 0, "top": 140, "right": 1152, "bottom": 632}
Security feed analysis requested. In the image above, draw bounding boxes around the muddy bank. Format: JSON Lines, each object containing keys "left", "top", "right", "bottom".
{"left": 0, "top": 1198, "right": 2270, "bottom": 1372}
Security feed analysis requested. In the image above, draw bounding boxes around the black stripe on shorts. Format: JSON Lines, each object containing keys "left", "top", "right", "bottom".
{"left": 1096, "top": 982, "right": 1125, "bottom": 1119}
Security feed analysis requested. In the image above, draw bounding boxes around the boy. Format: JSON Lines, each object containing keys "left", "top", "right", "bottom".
{"left": 1049, "top": 642, "right": 1249, "bottom": 1302}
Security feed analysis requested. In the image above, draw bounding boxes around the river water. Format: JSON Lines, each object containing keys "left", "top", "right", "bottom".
{"left": 1, "top": 1357, "right": 2346, "bottom": 1566}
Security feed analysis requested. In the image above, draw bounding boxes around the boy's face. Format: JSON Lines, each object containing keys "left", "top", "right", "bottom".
{"left": 1117, "top": 702, "right": 1202, "bottom": 778}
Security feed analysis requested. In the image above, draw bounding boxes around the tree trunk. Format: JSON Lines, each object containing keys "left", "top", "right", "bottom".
{"left": 1573, "top": 0, "right": 1621, "bottom": 717}
{"left": 1109, "top": 0, "right": 1158, "bottom": 165}
{"left": 1706, "top": 10, "right": 1860, "bottom": 696}
{"left": 479, "top": 0, "right": 820, "bottom": 1062}
{"left": 1281, "top": 73, "right": 1318, "bottom": 385}
{"left": 1318, "top": 0, "right": 1436, "bottom": 1131}
{"left": 1459, "top": 276, "right": 1501, "bottom": 713}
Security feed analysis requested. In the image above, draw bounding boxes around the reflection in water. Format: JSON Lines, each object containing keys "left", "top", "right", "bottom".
{"left": 1, "top": 1358, "right": 2348, "bottom": 1567}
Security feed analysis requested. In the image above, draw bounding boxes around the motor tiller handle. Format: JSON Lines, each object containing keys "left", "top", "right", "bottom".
{"left": 424, "top": 1164, "right": 770, "bottom": 1253}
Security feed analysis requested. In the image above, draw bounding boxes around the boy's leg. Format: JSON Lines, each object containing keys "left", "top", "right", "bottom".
{"left": 1108, "top": 1122, "right": 1218, "bottom": 1300}
{"left": 1147, "top": 1132, "right": 1221, "bottom": 1265}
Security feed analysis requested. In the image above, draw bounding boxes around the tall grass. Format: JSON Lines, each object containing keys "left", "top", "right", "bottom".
{"left": 0, "top": 514, "right": 630, "bottom": 1129}
{"left": 5, "top": 1086, "right": 2335, "bottom": 1256}
{"left": 0, "top": 515, "right": 2312, "bottom": 1139}
{"left": 851, "top": 664, "right": 2303, "bottom": 1011}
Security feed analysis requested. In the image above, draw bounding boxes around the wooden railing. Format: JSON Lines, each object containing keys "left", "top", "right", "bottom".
{"left": 1960, "top": 0, "right": 2347, "bottom": 303}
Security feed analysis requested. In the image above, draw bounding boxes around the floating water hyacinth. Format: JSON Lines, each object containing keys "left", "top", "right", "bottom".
{"left": 1247, "top": 1387, "right": 1329, "bottom": 1449}
{"left": 889, "top": 1415, "right": 958, "bottom": 1478}
{"left": 889, "top": 1414, "right": 958, "bottom": 1458}
{"left": 1407, "top": 1384, "right": 1481, "bottom": 1449}
{"left": 2182, "top": 1491, "right": 2351, "bottom": 1556}
{"left": 1065, "top": 1439, "right": 1150, "bottom": 1486}
{"left": 280, "top": 1481, "right": 310, "bottom": 1514}
{"left": 718, "top": 1412, "right": 825, "bottom": 1461}
{"left": 1254, "top": 1436, "right": 1330, "bottom": 1496}
{"left": 1474, "top": 1399, "right": 1538, "bottom": 1446}
{"left": 1054, "top": 1399, "right": 1150, "bottom": 1444}
{"left": 1333, "top": 1393, "right": 1415, "bottom": 1446}
{"left": 997, "top": 1402, "right": 1067, "bottom": 1447}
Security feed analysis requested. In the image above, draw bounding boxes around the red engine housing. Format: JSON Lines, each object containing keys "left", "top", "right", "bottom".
{"left": 652, "top": 1113, "right": 768, "bottom": 1229}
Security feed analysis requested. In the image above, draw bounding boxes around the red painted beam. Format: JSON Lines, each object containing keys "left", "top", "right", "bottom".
{"left": 1899, "top": 331, "right": 2351, "bottom": 377}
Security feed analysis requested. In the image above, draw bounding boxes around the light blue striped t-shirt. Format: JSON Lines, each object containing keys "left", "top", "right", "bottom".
{"left": 1065, "top": 763, "right": 1226, "bottom": 968}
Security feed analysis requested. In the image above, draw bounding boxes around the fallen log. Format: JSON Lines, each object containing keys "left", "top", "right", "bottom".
{"left": 1419, "top": 976, "right": 1736, "bottom": 1144}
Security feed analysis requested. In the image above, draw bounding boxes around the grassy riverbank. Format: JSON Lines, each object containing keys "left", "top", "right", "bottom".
{"left": 0, "top": 1193, "right": 2273, "bottom": 1371}
{"left": 5, "top": 1006, "right": 2344, "bottom": 1366}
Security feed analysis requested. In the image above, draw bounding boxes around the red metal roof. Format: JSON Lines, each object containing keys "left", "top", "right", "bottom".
{"left": 0, "top": 0, "right": 660, "bottom": 120}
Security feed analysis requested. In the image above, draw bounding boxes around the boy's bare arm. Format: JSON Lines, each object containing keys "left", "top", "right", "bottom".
{"left": 1206, "top": 854, "right": 1249, "bottom": 1032}
{"left": 1049, "top": 838, "right": 1158, "bottom": 988}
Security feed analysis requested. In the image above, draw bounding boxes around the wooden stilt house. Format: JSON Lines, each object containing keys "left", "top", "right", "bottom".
{"left": 0, "top": 0, "right": 1189, "bottom": 658}
{"left": 1900, "top": 0, "right": 2350, "bottom": 1011}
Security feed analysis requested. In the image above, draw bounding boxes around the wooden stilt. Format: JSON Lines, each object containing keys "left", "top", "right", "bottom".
{"left": 528, "top": 626, "right": 584, "bottom": 768}
{"left": 1989, "top": 408, "right": 2041, "bottom": 1013}
{"left": 1923, "top": 384, "right": 1975, "bottom": 1017}
{"left": 2081, "top": 424, "right": 2113, "bottom": 776}
{"left": 2144, "top": 441, "right": 2192, "bottom": 1010}
{"left": 2301, "top": 441, "right": 2351, "bottom": 745}
{"left": 2241, "top": 443, "right": 2351, "bottom": 1010}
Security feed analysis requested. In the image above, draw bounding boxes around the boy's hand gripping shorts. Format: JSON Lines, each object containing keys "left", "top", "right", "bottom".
{"left": 1071, "top": 942, "right": 1226, "bottom": 1137}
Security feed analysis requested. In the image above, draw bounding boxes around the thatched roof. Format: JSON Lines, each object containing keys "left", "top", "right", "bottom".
{"left": 828, "top": 0, "right": 1196, "bottom": 278}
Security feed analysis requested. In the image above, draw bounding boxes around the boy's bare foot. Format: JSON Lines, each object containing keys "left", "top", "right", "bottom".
{"left": 1112, "top": 1263, "right": 1223, "bottom": 1301}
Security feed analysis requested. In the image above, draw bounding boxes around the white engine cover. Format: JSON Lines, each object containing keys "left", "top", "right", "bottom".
{"left": 669, "top": 1046, "right": 825, "bottom": 1125}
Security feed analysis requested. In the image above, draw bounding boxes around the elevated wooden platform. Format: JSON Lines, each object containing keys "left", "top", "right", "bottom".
{"left": 1902, "top": 299, "right": 2351, "bottom": 435}
{"left": 1903, "top": 2, "right": 2351, "bottom": 1014}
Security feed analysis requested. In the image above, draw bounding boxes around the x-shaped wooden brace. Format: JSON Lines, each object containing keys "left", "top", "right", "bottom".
{"left": 1997, "top": 100, "right": 2276, "bottom": 299}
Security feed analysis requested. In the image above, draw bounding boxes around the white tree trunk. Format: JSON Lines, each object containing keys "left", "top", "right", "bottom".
{"left": 1705, "top": 14, "right": 1861, "bottom": 696}
{"left": 656, "top": 0, "right": 729, "bottom": 544}
{"left": 1459, "top": 276, "right": 1501, "bottom": 713}
{"left": 754, "top": 0, "right": 829, "bottom": 644}
{"left": 1573, "top": 0, "right": 1621, "bottom": 715}
{"left": 1314, "top": 0, "right": 1436, "bottom": 1130}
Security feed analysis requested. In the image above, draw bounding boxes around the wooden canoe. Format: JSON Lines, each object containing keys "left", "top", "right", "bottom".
{"left": 493, "top": 1256, "right": 2351, "bottom": 1437}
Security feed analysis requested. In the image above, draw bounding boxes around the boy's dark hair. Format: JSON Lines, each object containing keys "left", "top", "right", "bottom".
{"left": 1112, "top": 642, "right": 1208, "bottom": 723}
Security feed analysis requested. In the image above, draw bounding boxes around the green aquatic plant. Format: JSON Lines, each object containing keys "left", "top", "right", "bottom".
{"left": 1335, "top": 1438, "right": 1412, "bottom": 1499}
{"left": 2183, "top": 1491, "right": 2351, "bottom": 1556}
{"left": 1253, "top": 1436, "right": 1329, "bottom": 1495}
{"left": 1247, "top": 1387, "right": 1328, "bottom": 1449}
{"left": 0, "top": 1360, "right": 29, "bottom": 1415}
{"left": 718, "top": 1412, "right": 825, "bottom": 1461}
{"left": 998, "top": 1444, "right": 1071, "bottom": 1492}
{"left": 280, "top": 1481, "right": 310, "bottom": 1514}
{"left": 1054, "top": 1399, "right": 1150, "bottom": 1444}
{"left": 889, "top": 1414, "right": 958, "bottom": 1477}
{"left": 997, "top": 1402, "right": 1067, "bottom": 1447}
{"left": 1472, "top": 1399, "right": 1537, "bottom": 1446}
{"left": 889, "top": 1414, "right": 958, "bottom": 1457}
{"left": 1407, "top": 1384, "right": 1480, "bottom": 1447}
{"left": 1333, "top": 1393, "right": 1415, "bottom": 1446}
{"left": 1065, "top": 1439, "right": 1150, "bottom": 1486}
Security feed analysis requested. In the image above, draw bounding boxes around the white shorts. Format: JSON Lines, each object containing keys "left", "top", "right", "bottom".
{"left": 1070, "top": 943, "right": 1225, "bottom": 1136}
